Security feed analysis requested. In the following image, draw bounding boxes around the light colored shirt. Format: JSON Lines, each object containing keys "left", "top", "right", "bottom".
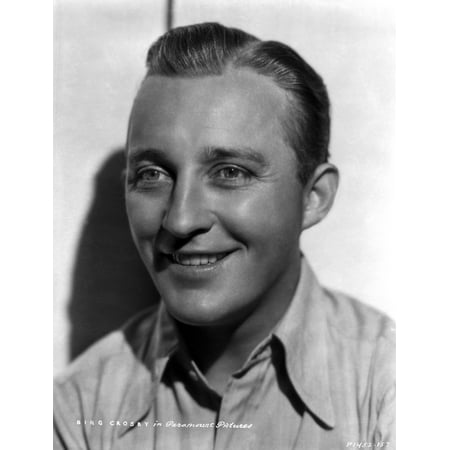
{"left": 54, "top": 257, "right": 395, "bottom": 449}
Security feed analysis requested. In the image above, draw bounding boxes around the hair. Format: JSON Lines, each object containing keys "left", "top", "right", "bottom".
{"left": 142, "top": 22, "right": 330, "bottom": 184}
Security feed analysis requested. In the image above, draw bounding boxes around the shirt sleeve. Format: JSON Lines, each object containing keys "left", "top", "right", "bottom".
{"left": 53, "top": 378, "right": 88, "bottom": 450}
{"left": 53, "top": 417, "right": 68, "bottom": 450}
{"left": 368, "top": 316, "right": 395, "bottom": 449}
{"left": 374, "top": 381, "right": 396, "bottom": 448}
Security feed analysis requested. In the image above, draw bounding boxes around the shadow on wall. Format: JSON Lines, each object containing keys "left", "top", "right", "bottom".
{"left": 68, "top": 149, "right": 160, "bottom": 361}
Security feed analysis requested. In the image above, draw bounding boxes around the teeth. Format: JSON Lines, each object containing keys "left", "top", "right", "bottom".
{"left": 171, "top": 253, "right": 227, "bottom": 266}
{"left": 208, "top": 255, "right": 217, "bottom": 264}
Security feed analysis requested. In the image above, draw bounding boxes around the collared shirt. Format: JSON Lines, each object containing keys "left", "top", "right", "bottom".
{"left": 54, "top": 258, "right": 395, "bottom": 449}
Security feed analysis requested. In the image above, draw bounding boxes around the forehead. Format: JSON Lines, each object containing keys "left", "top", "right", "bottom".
{"left": 128, "top": 69, "right": 291, "bottom": 154}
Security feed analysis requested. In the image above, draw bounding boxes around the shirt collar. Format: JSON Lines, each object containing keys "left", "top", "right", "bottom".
{"left": 119, "top": 255, "right": 335, "bottom": 434}
{"left": 274, "top": 256, "right": 336, "bottom": 428}
{"left": 118, "top": 303, "right": 178, "bottom": 437}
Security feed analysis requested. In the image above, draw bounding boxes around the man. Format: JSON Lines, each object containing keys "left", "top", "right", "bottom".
{"left": 54, "top": 23, "right": 395, "bottom": 449}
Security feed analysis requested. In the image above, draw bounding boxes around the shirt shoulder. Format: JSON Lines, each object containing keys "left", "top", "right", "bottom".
{"left": 321, "top": 288, "right": 395, "bottom": 429}
{"left": 54, "top": 305, "right": 159, "bottom": 386}
{"left": 54, "top": 305, "right": 161, "bottom": 449}
{"left": 322, "top": 288, "right": 395, "bottom": 343}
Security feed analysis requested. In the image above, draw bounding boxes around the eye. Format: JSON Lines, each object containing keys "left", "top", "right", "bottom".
{"left": 212, "top": 165, "right": 253, "bottom": 187}
{"left": 131, "top": 166, "right": 172, "bottom": 189}
{"left": 140, "top": 168, "right": 165, "bottom": 181}
{"left": 215, "top": 166, "right": 251, "bottom": 180}
{"left": 217, "top": 167, "right": 245, "bottom": 179}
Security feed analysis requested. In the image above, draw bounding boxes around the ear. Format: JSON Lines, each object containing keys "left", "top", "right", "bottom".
{"left": 301, "top": 163, "right": 339, "bottom": 231}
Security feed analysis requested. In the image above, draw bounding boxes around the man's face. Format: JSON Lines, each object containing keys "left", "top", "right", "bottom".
{"left": 126, "top": 68, "right": 305, "bottom": 327}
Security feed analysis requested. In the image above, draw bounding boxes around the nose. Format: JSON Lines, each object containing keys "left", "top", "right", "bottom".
{"left": 162, "top": 175, "right": 213, "bottom": 238}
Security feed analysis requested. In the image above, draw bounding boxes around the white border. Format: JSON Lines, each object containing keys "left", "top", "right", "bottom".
{"left": 0, "top": 1, "right": 53, "bottom": 447}
{"left": 396, "top": 0, "right": 450, "bottom": 446}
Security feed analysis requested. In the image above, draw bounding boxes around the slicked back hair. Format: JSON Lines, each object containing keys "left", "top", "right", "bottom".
{"left": 143, "top": 22, "right": 330, "bottom": 184}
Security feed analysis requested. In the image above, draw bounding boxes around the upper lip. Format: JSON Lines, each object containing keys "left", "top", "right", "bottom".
{"left": 159, "top": 247, "right": 236, "bottom": 256}
{"left": 167, "top": 250, "right": 232, "bottom": 255}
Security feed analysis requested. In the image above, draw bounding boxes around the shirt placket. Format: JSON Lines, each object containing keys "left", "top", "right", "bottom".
{"left": 213, "top": 348, "right": 271, "bottom": 450}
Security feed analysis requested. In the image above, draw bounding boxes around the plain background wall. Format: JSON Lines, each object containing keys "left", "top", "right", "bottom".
{"left": 54, "top": 0, "right": 395, "bottom": 373}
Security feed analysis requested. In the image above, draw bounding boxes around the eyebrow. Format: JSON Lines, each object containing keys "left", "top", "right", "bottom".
{"left": 128, "top": 148, "right": 169, "bottom": 167}
{"left": 202, "top": 146, "right": 269, "bottom": 167}
{"left": 127, "top": 145, "right": 269, "bottom": 168}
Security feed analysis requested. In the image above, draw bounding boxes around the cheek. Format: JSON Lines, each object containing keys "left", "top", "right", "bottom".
{"left": 218, "top": 184, "right": 304, "bottom": 250}
{"left": 125, "top": 195, "right": 164, "bottom": 239}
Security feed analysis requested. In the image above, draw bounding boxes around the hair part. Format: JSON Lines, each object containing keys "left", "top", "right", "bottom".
{"left": 143, "top": 22, "right": 330, "bottom": 184}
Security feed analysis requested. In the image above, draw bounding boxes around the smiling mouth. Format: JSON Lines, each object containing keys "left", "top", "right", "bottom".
{"left": 168, "top": 252, "right": 230, "bottom": 266}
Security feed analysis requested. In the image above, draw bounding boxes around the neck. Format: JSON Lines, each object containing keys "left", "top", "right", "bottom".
{"left": 175, "top": 256, "right": 301, "bottom": 392}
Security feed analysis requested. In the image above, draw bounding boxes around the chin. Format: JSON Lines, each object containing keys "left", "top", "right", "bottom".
{"left": 162, "top": 293, "right": 245, "bottom": 328}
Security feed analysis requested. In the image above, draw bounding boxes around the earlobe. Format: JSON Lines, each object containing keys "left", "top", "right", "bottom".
{"left": 301, "top": 163, "right": 339, "bottom": 231}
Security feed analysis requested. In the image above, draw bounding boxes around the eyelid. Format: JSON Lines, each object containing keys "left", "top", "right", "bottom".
{"left": 136, "top": 164, "right": 170, "bottom": 176}
{"left": 211, "top": 163, "right": 250, "bottom": 175}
